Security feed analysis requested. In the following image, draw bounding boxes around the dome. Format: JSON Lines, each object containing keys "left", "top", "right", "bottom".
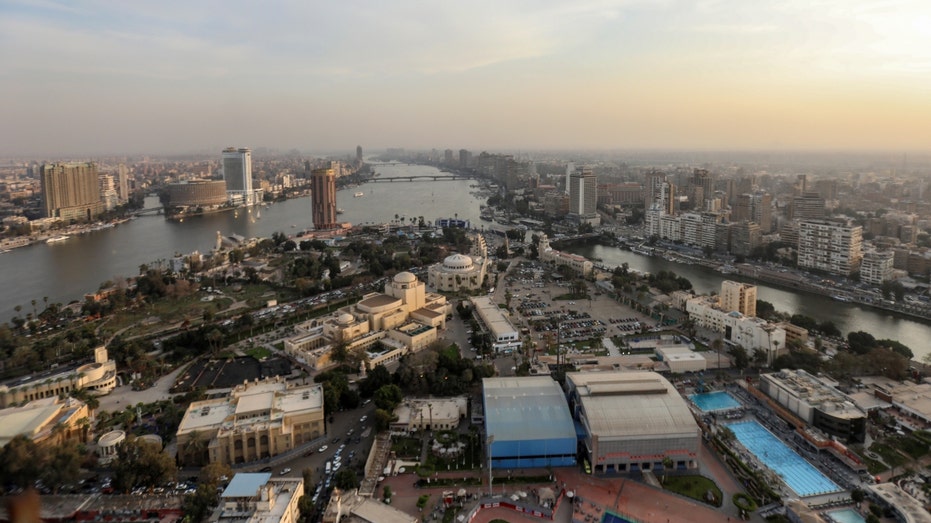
{"left": 443, "top": 254, "right": 474, "bottom": 271}
{"left": 338, "top": 313, "right": 355, "bottom": 325}
{"left": 394, "top": 271, "right": 417, "bottom": 284}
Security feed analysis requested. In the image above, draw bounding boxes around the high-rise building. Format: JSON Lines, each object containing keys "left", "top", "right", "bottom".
{"left": 753, "top": 193, "right": 773, "bottom": 233}
{"left": 222, "top": 147, "right": 254, "bottom": 205}
{"left": 798, "top": 219, "right": 863, "bottom": 276}
{"left": 117, "top": 163, "right": 130, "bottom": 202}
{"left": 565, "top": 162, "right": 574, "bottom": 195}
{"left": 458, "top": 149, "right": 472, "bottom": 169}
{"left": 790, "top": 192, "right": 826, "bottom": 220}
{"left": 40, "top": 162, "right": 103, "bottom": 221}
{"left": 721, "top": 280, "right": 757, "bottom": 317}
{"left": 732, "top": 221, "right": 761, "bottom": 257}
{"left": 644, "top": 170, "right": 666, "bottom": 209}
{"left": 444, "top": 149, "right": 455, "bottom": 166}
{"left": 98, "top": 173, "right": 119, "bottom": 211}
{"left": 356, "top": 145, "right": 363, "bottom": 163}
{"left": 569, "top": 167, "right": 597, "bottom": 220}
{"left": 311, "top": 167, "right": 338, "bottom": 230}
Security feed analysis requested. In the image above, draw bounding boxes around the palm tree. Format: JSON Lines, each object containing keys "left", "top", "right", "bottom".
{"left": 662, "top": 456, "right": 673, "bottom": 483}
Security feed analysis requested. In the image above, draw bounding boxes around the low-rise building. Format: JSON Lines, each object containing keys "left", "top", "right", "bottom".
{"left": 0, "top": 347, "right": 117, "bottom": 408}
{"left": 176, "top": 378, "right": 325, "bottom": 466}
{"left": 685, "top": 296, "right": 786, "bottom": 365}
{"left": 566, "top": 371, "right": 700, "bottom": 474}
{"left": 214, "top": 473, "right": 303, "bottom": 523}
{"left": 391, "top": 397, "right": 467, "bottom": 433}
{"left": 427, "top": 253, "right": 487, "bottom": 292}
{"left": 0, "top": 396, "right": 89, "bottom": 448}
{"left": 759, "top": 369, "right": 866, "bottom": 443}
{"left": 537, "top": 234, "right": 593, "bottom": 277}
{"left": 470, "top": 296, "right": 519, "bottom": 351}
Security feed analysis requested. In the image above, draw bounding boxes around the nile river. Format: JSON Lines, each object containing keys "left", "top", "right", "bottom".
{"left": 1, "top": 162, "right": 928, "bottom": 359}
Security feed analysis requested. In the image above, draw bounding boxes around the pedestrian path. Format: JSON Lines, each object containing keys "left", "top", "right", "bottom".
{"left": 603, "top": 337, "right": 621, "bottom": 357}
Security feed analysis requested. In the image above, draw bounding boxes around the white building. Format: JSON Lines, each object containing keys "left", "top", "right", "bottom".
{"left": 390, "top": 397, "right": 467, "bottom": 433}
{"left": 685, "top": 296, "right": 785, "bottom": 365}
{"left": 759, "top": 369, "right": 866, "bottom": 443}
{"left": 222, "top": 147, "right": 255, "bottom": 205}
{"left": 860, "top": 249, "right": 894, "bottom": 285}
{"left": 797, "top": 219, "right": 863, "bottom": 276}
{"left": 427, "top": 253, "right": 487, "bottom": 292}
{"left": 470, "top": 295, "right": 520, "bottom": 351}
{"left": 569, "top": 167, "right": 598, "bottom": 223}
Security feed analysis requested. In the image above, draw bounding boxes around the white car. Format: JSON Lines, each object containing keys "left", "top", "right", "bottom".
{"left": 359, "top": 415, "right": 367, "bottom": 423}
{"left": 318, "top": 445, "right": 328, "bottom": 453}
{"left": 279, "top": 468, "right": 291, "bottom": 475}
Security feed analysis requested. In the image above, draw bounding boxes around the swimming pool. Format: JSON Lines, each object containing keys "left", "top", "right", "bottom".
{"left": 825, "top": 508, "right": 866, "bottom": 523}
{"left": 690, "top": 391, "right": 741, "bottom": 412}
{"left": 602, "top": 511, "right": 635, "bottom": 523}
{"left": 728, "top": 421, "right": 841, "bottom": 497}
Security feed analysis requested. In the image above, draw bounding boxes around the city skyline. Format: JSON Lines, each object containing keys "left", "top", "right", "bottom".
{"left": 3, "top": 1, "right": 931, "bottom": 156}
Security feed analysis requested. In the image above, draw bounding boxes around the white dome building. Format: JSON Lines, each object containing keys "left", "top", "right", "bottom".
{"left": 428, "top": 253, "right": 487, "bottom": 292}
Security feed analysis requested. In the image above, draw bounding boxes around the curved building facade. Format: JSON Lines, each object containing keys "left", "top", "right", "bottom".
{"left": 168, "top": 180, "right": 229, "bottom": 207}
{"left": 427, "top": 253, "right": 486, "bottom": 292}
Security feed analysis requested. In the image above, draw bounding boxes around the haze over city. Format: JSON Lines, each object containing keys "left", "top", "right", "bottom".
{"left": 3, "top": 0, "right": 931, "bottom": 156}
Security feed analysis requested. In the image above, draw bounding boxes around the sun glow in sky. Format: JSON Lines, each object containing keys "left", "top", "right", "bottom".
{"left": 2, "top": 0, "right": 931, "bottom": 155}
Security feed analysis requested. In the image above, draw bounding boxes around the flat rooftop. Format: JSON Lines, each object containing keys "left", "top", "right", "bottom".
{"left": 763, "top": 369, "right": 865, "bottom": 420}
{"left": 471, "top": 296, "right": 518, "bottom": 339}
{"left": 483, "top": 376, "right": 575, "bottom": 442}
{"left": 567, "top": 371, "right": 700, "bottom": 438}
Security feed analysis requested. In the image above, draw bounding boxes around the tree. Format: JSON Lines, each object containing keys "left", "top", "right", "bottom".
{"left": 851, "top": 488, "right": 866, "bottom": 504}
{"left": 728, "top": 345, "right": 749, "bottom": 370}
{"left": 112, "top": 437, "right": 177, "bottom": 492}
{"left": 373, "top": 384, "right": 404, "bottom": 411}
{"left": 42, "top": 442, "right": 83, "bottom": 493}
{"left": 334, "top": 469, "right": 359, "bottom": 490}
{"left": 0, "top": 435, "right": 44, "bottom": 489}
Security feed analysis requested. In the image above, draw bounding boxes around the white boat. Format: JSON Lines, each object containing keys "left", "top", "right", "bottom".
{"left": 47, "top": 235, "right": 70, "bottom": 244}
{"left": 354, "top": 191, "right": 364, "bottom": 197}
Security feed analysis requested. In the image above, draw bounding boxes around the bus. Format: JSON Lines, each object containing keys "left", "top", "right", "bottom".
{"left": 325, "top": 461, "right": 331, "bottom": 475}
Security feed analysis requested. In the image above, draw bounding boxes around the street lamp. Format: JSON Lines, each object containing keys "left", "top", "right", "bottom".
{"left": 486, "top": 435, "right": 495, "bottom": 496}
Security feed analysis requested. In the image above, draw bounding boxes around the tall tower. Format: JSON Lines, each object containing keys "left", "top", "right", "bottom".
{"left": 311, "top": 167, "right": 338, "bottom": 230}
{"left": 40, "top": 162, "right": 103, "bottom": 221}
{"left": 569, "top": 167, "right": 597, "bottom": 219}
{"left": 356, "top": 145, "right": 363, "bottom": 163}
{"left": 117, "top": 163, "right": 130, "bottom": 202}
{"left": 565, "top": 162, "right": 574, "bottom": 194}
{"left": 222, "top": 147, "right": 253, "bottom": 205}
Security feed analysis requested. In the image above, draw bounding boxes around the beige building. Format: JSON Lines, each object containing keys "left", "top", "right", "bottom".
{"left": 40, "top": 162, "right": 103, "bottom": 221}
{"left": 176, "top": 378, "right": 325, "bottom": 466}
{"left": 798, "top": 219, "right": 863, "bottom": 276}
{"left": 0, "top": 347, "right": 117, "bottom": 408}
{"left": 321, "top": 488, "right": 416, "bottom": 523}
{"left": 0, "top": 396, "right": 90, "bottom": 448}
{"left": 427, "top": 253, "right": 488, "bottom": 292}
{"left": 537, "top": 234, "right": 593, "bottom": 277}
{"left": 720, "top": 280, "right": 757, "bottom": 317}
{"left": 566, "top": 371, "right": 701, "bottom": 474}
{"left": 284, "top": 272, "right": 450, "bottom": 370}
{"left": 213, "top": 473, "right": 303, "bottom": 523}
{"left": 390, "top": 397, "right": 468, "bottom": 433}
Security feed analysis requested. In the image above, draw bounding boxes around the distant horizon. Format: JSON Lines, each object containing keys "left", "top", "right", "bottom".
{"left": 3, "top": 1, "right": 931, "bottom": 158}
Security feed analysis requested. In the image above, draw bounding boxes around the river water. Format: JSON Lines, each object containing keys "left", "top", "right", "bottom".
{"left": 564, "top": 243, "right": 931, "bottom": 360}
{"left": 0, "top": 163, "right": 488, "bottom": 324}
{"left": 2, "top": 162, "right": 928, "bottom": 359}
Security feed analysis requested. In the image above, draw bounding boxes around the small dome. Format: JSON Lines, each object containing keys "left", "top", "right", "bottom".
{"left": 338, "top": 313, "right": 354, "bottom": 325}
{"left": 394, "top": 271, "right": 417, "bottom": 283}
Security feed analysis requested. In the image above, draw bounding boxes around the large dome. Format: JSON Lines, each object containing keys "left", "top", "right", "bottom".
{"left": 443, "top": 254, "right": 474, "bottom": 272}
{"left": 338, "top": 313, "right": 355, "bottom": 325}
{"left": 394, "top": 271, "right": 418, "bottom": 284}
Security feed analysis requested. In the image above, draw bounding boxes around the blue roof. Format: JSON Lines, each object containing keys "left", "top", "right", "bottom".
{"left": 222, "top": 473, "right": 271, "bottom": 498}
{"left": 483, "top": 376, "right": 575, "bottom": 443}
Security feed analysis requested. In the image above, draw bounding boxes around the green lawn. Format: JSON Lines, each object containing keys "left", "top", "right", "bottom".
{"left": 244, "top": 346, "right": 272, "bottom": 360}
{"left": 663, "top": 475, "right": 723, "bottom": 507}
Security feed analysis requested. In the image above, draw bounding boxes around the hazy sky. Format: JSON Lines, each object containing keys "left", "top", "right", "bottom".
{"left": 3, "top": 0, "right": 931, "bottom": 156}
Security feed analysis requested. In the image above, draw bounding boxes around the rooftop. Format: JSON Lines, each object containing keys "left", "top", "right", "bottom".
{"left": 567, "top": 371, "right": 700, "bottom": 438}
{"left": 222, "top": 473, "right": 272, "bottom": 498}
{"left": 763, "top": 369, "right": 866, "bottom": 419}
{"left": 483, "top": 376, "right": 575, "bottom": 442}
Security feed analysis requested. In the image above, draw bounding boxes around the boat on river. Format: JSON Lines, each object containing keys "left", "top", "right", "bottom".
{"left": 47, "top": 235, "right": 70, "bottom": 244}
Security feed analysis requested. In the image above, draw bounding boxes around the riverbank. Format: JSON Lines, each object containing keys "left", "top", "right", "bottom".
{"left": 559, "top": 236, "right": 931, "bottom": 326}
{"left": 0, "top": 216, "right": 135, "bottom": 252}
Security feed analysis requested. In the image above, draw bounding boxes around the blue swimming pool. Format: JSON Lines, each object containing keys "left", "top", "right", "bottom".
{"left": 825, "top": 508, "right": 866, "bottom": 523}
{"left": 728, "top": 421, "right": 841, "bottom": 497}
{"left": 602, "top": 511, "right": 635, "bottom": 523}
{"left": 690, "top": 391, "right": 741, "bottom": 412}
